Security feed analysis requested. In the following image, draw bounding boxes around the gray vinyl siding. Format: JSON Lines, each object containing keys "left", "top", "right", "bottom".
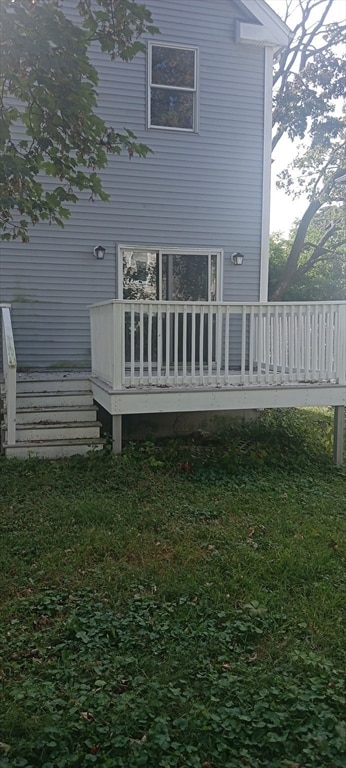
{"left": 0, "top": 0, "right": 266, "bottom": 369}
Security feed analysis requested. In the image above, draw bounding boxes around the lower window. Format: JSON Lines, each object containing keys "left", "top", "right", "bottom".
{"left": 121, "top": 248, "right": 221, "bottom": 302}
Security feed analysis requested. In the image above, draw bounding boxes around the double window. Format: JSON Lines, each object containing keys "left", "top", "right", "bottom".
{"left": 121, "top": 248, "right": 220, "bottom": 302}
{"left": 148, "top": 43, "right": 198, "bottom": 131}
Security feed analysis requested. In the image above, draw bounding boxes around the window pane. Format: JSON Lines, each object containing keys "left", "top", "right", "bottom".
{"left": 161, "top": 254, "right": 168, "bottom": 300}
{"left": 162, "top": 254, "right": 209, "bottom": 301}
{"left": 210, "top": 255, "right": 217, "bottom": 301}
{"left": 151, "top": 46, "right": 195, "bottom": 88}
{"left": 151, "top": 88, "right": 194, "bottom": 129}
{"left": 123, "top": 250, "right": 158, "bottom": 300}
{"left": 173, "top": 255, "right": 208, "bottom": 301}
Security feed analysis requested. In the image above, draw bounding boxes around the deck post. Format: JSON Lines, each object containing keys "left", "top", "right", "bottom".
{"left": 333, "top": 406, "right": 344, "bottom": 466}
{"left": 112, "top": 414, "right": 122, "bottom": 455}
{"left": 112, "top": 302, "right": 124, "bottom": 390}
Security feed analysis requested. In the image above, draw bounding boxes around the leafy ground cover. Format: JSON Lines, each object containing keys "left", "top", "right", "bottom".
{"left": 0, "top": 409, "right": 345, "bottom": 767}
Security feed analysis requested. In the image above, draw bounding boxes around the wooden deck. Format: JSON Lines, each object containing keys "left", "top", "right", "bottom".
{"left": 89, "top": 299, "right": 346, "bottom": 461}
{"left": 1, "top": 301, "right": 345, "bottom": 462}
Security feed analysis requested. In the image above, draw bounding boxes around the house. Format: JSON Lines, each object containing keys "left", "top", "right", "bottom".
{"left": 0, "top": 0, "right": 345, "bottom": 461}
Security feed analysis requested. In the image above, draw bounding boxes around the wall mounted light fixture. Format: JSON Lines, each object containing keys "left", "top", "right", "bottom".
{"left": 232, "top": 252, "right": 244, "bottom": 266}
{"left": 93, "top": 245, "right": 106, "bottom": 260}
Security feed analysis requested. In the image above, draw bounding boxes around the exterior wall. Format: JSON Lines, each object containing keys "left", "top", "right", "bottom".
{"left": 0, "top": 0, "right": 267, "bottom": 369}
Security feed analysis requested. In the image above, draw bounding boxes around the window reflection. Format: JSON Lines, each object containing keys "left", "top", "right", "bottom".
{"left": 123, "top": 250, "right": 158, "bottom": 299}
{"left": 122, "top": 251, "right": 218, "bottom": 302}
{"left": 151, "top": 46, "right": 195, "bottom": 88}
{"left": 162, "top": 254, "right": 209, "bottom": 301}
{"left": 149, "top": 44, "right": 196, "bottom": 131}
{"left": 151, "top": 89, "right": 194, "bottom": 130}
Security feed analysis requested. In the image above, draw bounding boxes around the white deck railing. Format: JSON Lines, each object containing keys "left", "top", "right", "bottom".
{"left": 90, "top": 300, "right": 346, "bottom": 390}
{"left": 1, "top": 304, "right": 17, "bottom": 445}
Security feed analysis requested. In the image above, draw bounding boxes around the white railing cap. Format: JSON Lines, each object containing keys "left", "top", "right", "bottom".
{"left": 90, "top": 299, "right": 346, "bottom": 308}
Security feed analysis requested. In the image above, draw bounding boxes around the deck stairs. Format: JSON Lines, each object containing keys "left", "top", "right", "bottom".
{"left": 0, "top": 374, "right": 104, "bottom": 459}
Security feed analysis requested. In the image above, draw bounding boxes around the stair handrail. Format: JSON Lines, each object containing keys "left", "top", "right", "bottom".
{"left": 1, "top": 304, "right": 16, "bottom": 445}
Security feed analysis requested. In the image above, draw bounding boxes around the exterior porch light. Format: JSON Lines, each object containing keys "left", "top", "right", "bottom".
{"left": 232, "top": 252, "right": 244, "bottom": 265}
{"left": 93, "top": 244, "right": 106, "bottom": 260}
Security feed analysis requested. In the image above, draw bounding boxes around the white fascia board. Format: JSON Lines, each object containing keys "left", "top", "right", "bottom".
{"left": 237, "top": 0, "right": 291, "bottom": 48}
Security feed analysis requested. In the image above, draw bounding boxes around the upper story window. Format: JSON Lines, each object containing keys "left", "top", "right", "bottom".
{"left": 148, "top": 43, "right": 198, "bottom": 132}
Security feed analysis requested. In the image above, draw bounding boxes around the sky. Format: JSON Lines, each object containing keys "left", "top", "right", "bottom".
{"left": 266, "top": 0, "right": 346, "bottom": 235}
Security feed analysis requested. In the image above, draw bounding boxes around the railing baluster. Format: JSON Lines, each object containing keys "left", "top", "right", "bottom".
{"left": 148, "top": 304, "right": 153, "bottom": 384}
{"left": 304, "top": 305, "right": 310, "bottom": 381}
{"left": 1, "top": 306, "right": 17, "bottom": 446}
{"left": 157, "top": 304, "right": 162, "bottom": 384}
{"left": 191, "top": 305, "right": 196, "bottom": 385}
{"left": 287, "top": 305, "right": 294, "bottom": 382}
{"left": 240, "top": 305, "right": 247, "bottom": 385}
{"left": 248, "top": 306, "right": 255, "bottom": 383}
{"left": 165, "top": 305, "right": 170, "bottom": 383}
{"left": 224, "top": 306, "right": 230, "bottom": 384}
{"left": 208, "top": 305, "right": 213, "bottom": 383}
{"left": 297, "top": 305, "right": 303, "bottom": 377}
{"left": 256, "top": 307, "right": 263, "bottom": 383}
{"left": 174, "top": 307, "right": 179, "bottom": 385}
{"left": 139, "top": 303, "right": 144, "bottom": 385}
{"left": 183, "top": 305, "right": 188, "bottom": 385}
{"left": 281, "top": 305, "right": 287, "bottom": 380}
{"left": 319, "top": 305, "right": 326, "bottom": 381}
{"left": 311, "top": 304, "right": 319, "bottom": 381}
{"left": 265, "top": 306, "right": 271, "bottom": 383}
{"left": 198, "top": 306, "right": 204, "bottom": 385}
{"left": 336, "top": 303, "right": 346, "bottom": 384}
{"left": 273, "top": 305, "right": 279, "bottom": 382}
{"left": 326, "top": 307, "right": 333, "bottom": 380}
{"left": 130, "top": 303, "right": 135, "bottom": 385}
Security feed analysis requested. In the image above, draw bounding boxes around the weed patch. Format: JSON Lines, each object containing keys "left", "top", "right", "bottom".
{"left": 0, "top": 409, "right": 345, "bottom": 767}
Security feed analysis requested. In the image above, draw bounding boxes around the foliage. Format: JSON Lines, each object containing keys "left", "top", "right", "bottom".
{"left": 269, "top": 206, "right": 346, "bottom": 300}
{"left": 268, "top": 0, "right": 346, "bottom": 300}
{"left": 270, "top": 0, "right": 345, "bottom": 152}
{"left": 0, "top": 409, "right": 345, "bottom": 767}
{"left": 0, "top": 0, "right": 158, "bottom": 241}
{"left": 1, "top": 592, "right": 345, "bottom": 767}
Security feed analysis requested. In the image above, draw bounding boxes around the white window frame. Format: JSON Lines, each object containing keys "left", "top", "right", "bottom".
{"left": 147, "top": 42, "right": 199, "bottom": 132}
{"left": 118, "top": 246, "right": 223, "bottom": 301}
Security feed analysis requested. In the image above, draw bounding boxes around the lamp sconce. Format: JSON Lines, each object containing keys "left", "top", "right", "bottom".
{"left": 93, "top": 244, "right": 106, "bottom": 260}
{"left": 232, "top": 252, "right": 244, "bottom": 266}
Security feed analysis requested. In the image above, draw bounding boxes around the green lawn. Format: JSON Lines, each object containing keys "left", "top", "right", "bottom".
{"left": 0, "top": 410, "right": 345, "bottom": 768}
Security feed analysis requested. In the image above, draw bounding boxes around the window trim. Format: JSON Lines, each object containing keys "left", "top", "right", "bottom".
{"left": 147, "top": 41, "right": 199, "bottom": 133}
{"left": 118, "top": 245, "right": 223, "bottom": 301}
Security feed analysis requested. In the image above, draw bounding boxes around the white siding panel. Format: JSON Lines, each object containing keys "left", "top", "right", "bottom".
{"left": 0, "top": 0, "right": 266, "bottom": 368}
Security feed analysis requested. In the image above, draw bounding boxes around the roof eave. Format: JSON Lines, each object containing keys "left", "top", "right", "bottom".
{"left": 236, "top": 0, "right": 291, "bottom": 48}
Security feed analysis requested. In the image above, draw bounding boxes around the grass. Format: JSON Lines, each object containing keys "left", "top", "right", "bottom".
{"left": 0, "top": 408, "right": 345, "bottom": 768}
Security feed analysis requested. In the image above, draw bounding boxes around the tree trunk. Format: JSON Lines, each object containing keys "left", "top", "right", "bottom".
{"left": 269, "top": 198, "right": 322, "bottom": 301}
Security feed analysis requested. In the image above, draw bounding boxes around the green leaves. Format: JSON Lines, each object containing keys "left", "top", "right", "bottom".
{"left": 271, "top": 1, "right": 346, "bottom": 300}
{"left": 272, "top": 1, "right": 346, "bottom": 150}
{"left": 0, "top": 409, "right": 345, "bottom": 765}
{"left": 269, "top": 207, "right": 346, "bottom": 301}
{"left": 0, "top": 0, "right": 156, "bottom": 241}
{"left": 78, "top": 0, "right": 159, "bottom": 61}
{"left": 1, "top": 589, "right": 345, "bottom": 766}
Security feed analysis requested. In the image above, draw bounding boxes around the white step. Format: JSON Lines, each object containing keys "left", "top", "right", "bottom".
{"left": 1, "top": 374, "right": 104, "bottom": 459}
{"left": 16, "top": 377, "right": 91, "bottom": 394}
{"left": 4, "top": 438, "right": 104, "bottom": 460}
{"left": 16, "top": 391, "right": 93, "bottom": 409}
{"left": 15, "top": 421, "right": 101, "bottom": 442}
{"left": 16, "top": 405, "right": 98, "bottom": 425}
